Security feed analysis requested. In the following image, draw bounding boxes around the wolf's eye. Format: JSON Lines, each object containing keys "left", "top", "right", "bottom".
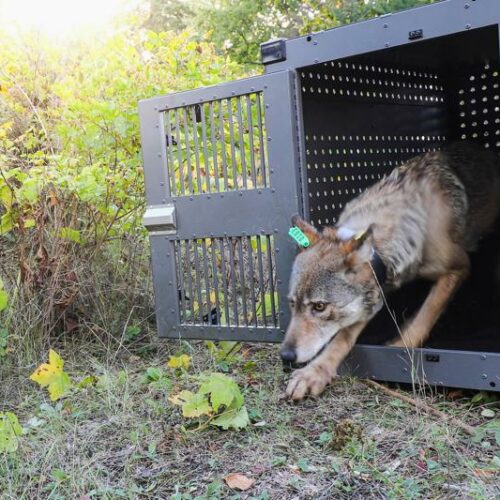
{"left": 312, "top": 302, "right": 327, "bottom": 312}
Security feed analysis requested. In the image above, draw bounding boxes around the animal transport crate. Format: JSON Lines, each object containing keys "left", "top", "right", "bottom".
{"left": 140, "top": 0, "right": 500, "bottom": 391}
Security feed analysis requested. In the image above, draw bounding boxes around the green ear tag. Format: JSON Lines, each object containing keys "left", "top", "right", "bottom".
{"left": 288, "top": 227, "right": 310, "bottom": 248}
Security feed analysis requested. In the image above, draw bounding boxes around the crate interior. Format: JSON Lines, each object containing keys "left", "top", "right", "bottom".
{"left": 299, "top": 25, "right": 500, "bottom": 353}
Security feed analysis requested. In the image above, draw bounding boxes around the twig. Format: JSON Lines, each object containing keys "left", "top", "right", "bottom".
{"left": 362, "top": 378, "right": 477, "bottom": 437}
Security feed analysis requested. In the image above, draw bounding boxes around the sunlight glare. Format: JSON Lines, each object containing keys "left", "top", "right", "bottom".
{"left": 0, "top": 0, "right": 137, "bottom": 37}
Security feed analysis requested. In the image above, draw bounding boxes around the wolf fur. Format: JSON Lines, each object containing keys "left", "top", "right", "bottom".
{"left": 281, "top": 142, "right": 500, "bottom": 400}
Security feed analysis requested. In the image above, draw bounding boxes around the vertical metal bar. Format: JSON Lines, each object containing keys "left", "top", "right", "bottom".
{"left": 256, "top": 235, "right": 267, "bottom": 326}
{"left": 182, "top": 107, "right": 194, "bottom": 194}
{"left": 245, "top": 95, "right": 257, "bottom": 188}
{"left": 255, "top": 92, "right": 268, "bottom": 187}
{"left": 164, "top": 111, "right": 176, "bottom": 197}
{"left": 236, "top": 97, "right": 248, "bottom": 189}
{"left": 266, "top": 235, "right": 278, "bottom": 327}
{"left": 201, "top": 239, "right": 212, "bottom": 323}
{"left": 200, "top": 104, "right": 211, "bottom": 194}
{"left": 173, "top": 240, "right": 185, "bottom": 323}
{"left": 184, "top": 239, "right": 196, "bottom": 323}
{"left": 174, "top": 109, "right": 185, "bottom": 196}
{"left": 210, "top": 238, "right": 222, "bottom": 325}
{"left": 190, "top": 106, "right": 203, "bottom": 194}
{"left": 237, "top": 238, "right": 248, "bottom": 325}
{"left": 228, "top": 238, "right": 239, "bottom": 326}
{"left": 246, "top": 236, "right": 258, "bottom": 327}
{"left": 192, "top": 239, "right": 204, "bottom": 324}
{"left": 209, "top": 102, "right": 220, "bottom": 192}
{"left": 218, "top": 101, "right": 230, "bottom": 191}
{"left": 226, "top": 98, "right": 239, "bottom": 190}
{"left": 218, "top": 238, "right": 231, "bottom": 326}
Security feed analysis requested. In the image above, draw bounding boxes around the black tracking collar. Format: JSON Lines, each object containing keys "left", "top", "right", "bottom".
{"left": 370, "top": 250, "right": 388, "bottom": 286}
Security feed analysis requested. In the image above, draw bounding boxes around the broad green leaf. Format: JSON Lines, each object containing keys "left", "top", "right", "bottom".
{"left": 169, "top": 390, "right": 211, "bottom": 418}
{"left": 199, "top": 373, "right": 243, "bottom": 412}
{"left": 29, "top": 349, "right": 73, "bottom": 401}
{"left": 0, "top": 412, "right": 22, "bottom": 453}
{"left": 211, "top": 402, "right": 249, "bottom": 430}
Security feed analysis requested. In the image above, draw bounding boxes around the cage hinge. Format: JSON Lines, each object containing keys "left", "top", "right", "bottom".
{"left": 260, "top": 38, "right": 287, "bottom": 65}
{"left": 143, "top": 204, "right": 176, "bottom": 235}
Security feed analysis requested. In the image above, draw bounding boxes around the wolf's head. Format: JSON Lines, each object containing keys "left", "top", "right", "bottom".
{"left": 280, "top": 216, "right": 384, "bottom": 366}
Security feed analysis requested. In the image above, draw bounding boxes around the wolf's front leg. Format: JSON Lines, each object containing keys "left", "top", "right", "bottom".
{"left": 285, "top": 321, "right": 367, "bottom": 401}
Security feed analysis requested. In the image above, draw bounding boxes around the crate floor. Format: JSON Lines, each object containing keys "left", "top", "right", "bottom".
{"left": 358, "top": 225, "right": 500, "bottom": 353}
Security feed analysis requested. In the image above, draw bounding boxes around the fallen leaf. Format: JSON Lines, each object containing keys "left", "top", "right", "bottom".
{"left": 199, "top": 373, "right": 243, "bottom": 412}
{"left": 30, "top": 349, "right": 72, "bottom": 401}
{"left": 224, "top": 473, "right": 255, "bottom": 491}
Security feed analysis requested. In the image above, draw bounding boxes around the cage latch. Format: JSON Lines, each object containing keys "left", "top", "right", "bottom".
{"left": 143, "top": 204, "right": 176, "bottom": 235}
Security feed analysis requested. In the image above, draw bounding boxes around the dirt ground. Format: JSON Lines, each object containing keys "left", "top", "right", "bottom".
{"left": 1, "top": 339, "right": 499, "bottom": 499}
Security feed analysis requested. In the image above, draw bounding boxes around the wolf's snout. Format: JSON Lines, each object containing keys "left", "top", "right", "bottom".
{"left": 280, "top": 345, "right": 297, "bottom": 363}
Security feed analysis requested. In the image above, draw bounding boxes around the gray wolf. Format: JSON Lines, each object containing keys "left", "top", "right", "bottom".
{"left": 281, "top": 142, "right": 500, "bottom": 400}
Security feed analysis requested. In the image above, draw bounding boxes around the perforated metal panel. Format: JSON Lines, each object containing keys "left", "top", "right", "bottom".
{"left": 300, "top": 60, "right": 448, "bottom": 226}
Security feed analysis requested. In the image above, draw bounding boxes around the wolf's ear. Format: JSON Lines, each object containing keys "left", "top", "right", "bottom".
{"left": 340, "top": 224, "right": 374, "bottom": 255}
{"left": 291, "top": 215, "right": 320, "bottom": 247}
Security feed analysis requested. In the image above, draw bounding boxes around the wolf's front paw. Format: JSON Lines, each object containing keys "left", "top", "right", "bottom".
{"left": 285, "top": 364, "right": 335, "bottom": 401}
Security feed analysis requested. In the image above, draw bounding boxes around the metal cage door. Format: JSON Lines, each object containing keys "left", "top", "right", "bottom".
{"left": 139, "top": 70, "right": 302, "bottom": 341}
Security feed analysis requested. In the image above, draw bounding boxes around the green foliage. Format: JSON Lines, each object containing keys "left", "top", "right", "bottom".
{"left": 0, "top": 22, "right": 242, "bottom": 349}
{"left": 170, "top": 372, "right": 250, "bottom": 430}
{"left": 0, "top": 412, "right": 23, "bottom": 453}
{"left": 192, "top": 0, "right": 436, "bottom": 64}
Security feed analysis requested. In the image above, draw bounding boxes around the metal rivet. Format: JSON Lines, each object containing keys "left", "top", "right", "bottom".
{"left": 258, "top": 190, "right": 262, "bottom": 194}
{"left": 239, "top": 192, "right": 243, "bottom": 196}
{"left": 265, "top": 104, "right": 270, "bottom": 109}
{"left": 274, "top": 228, "right": 278, "bottom": 233}
{"left": 160, "top": 182, "right": 164, "bottom": 186}
{"left": 481, "top": 373, "right": 488, "bottom": 379}
{"left": 383, "top": 23, "right": 388, "bottom": 28}
{"left": 207, "top": 195, "right": 211, "bottom": 199}
{"left": 221, "top": 194, "right": 224, "bottom": 198}
{"left": 277, "top": 280, "right": 282, "bottom": 285}
{"left": 403, "top": 368, "right": 408, "bottom": 373}
{"left": 276, "top": 248, "right": 280, "bottom": 253}
{"left": 466, "top": 23, "right": 471, "bottom": 29}
{"left": 168, "top": 281, "right": 172, "bottom": 285}
{"left": 170, "top": 309, "right": 175, "bottom": 313}
{"left": 481, "top": 354, "right": 487, "bottom": 360}
{"left": 264, "top": 85, "right": 268, "bottom": 89}
{"left": 231, "top": 91, "right": 235, "bottom": 95}
{"left": 270, "top": 169, "right": 274, "bottom": 174}
{"left": 250, "top": 87, "right": 255, "bottom": 91}
{"left": 190, "top": 196, "right": 193, "bottom": 201}
{"left": 267, "top": 137, "right": 272, "bottom": 141}
{"left": 464, "top": 3, "right": 470, "bottom": 8}
{"left": 157, "top": 153, "right": 161, "bottom": 157}
{"left": 154, "top": 107, "right": 158, "bottom": 111}
{"left": 313, "top": 41, "right": 318, "bottom": 46}
{"left": 314, "top": 59, "right": 319, "bottom": 63}
{"left": 155, "top": 124, "right": 159, "bottom": 128}
{"left": 162, "top": 199, "right": 166, "bottom": 203}
{"left": 271, "top": 188, "right": 276, "bottom": 193}
{"left": 385, "top": 42, "right": 389, "bottom": 47}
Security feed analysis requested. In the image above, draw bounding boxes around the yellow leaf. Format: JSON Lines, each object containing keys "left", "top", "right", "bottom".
{"left": 29, "top": 349, "right": 72, "bottom": 401}
{"left": 167, "top": 354, "right": 191, "bottom": 370}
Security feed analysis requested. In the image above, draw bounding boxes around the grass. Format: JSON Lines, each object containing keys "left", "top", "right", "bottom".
{"left": 0, "top": 337, "right": 499, "bottom": 499}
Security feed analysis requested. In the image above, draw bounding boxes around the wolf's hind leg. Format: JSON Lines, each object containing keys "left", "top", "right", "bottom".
{"left": 389, "top": 263, "right": 469, "bottom": 348}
